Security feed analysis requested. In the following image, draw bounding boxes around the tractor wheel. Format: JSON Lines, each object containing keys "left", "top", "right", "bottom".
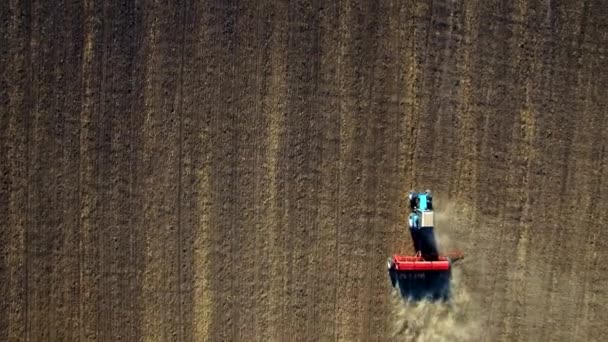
{"left": 387, "top": 258, "right": 396, "bottom": 287}
{"left": 389, "top": 269, "right": 396, "bottom": 288}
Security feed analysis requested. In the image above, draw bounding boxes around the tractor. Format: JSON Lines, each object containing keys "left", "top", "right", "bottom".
{"left": 387, "top": 190, "right": 463, "bottom": 301}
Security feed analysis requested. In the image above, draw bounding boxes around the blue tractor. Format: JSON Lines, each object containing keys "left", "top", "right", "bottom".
{"left": 407, "top": 190, "right": 439, "bottom": 261}
{"left": 387, "top": 190, "right": 463, "bottom": 301}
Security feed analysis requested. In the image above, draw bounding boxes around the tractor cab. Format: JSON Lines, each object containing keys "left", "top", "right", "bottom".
{"left": 408, "top": 191, "right": 434, "bottom": 230}
{"left": 409, "top": 190, "right": 433, "bottom": 211}
{"left": 407, "top": 191, "right": 438, "bottom": 261}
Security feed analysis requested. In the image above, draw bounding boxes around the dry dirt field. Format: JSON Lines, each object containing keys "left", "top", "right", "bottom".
{"left": 1, "top": 0, "right": 608, "bottom": 341}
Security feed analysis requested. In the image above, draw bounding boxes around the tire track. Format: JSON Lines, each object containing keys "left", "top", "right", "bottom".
{"left": 285, "top": 1, "right": 313, "bottom": 336}
{"left": 206, "top": 1, "right": 240, "bottom": 339}
{"left": 303, "top": 0, "right": 323, "bottom": 335}
{"left": 585, "top": 99, "right": 608, "bottom": 341}
{"left": 101, "top": 3, "right": 115, "bottom": 340}
{"left": 248, "top": 3, "right": 269, "bottom": 338}
{"left": 0, "top": 49, "right": 9, "bottom": 341}
{"left": 400, "top": 1, "right": 428, "bottom": 193}
{"left": 0, "top": 0, "right": 11, "bottom": 334}
{"left": 282, "top": 1, "right": 312, "bottom": 336}
{"left": 429, "top": 1, "right": 460, "bottom": 196}
{"left": 534, "top": 6, "right": 587, "bottom": 337}
{"left": 567, "top": 66, "right": 600, "bottom": 341}
{"left": 508, "top": 10, "right": 556, "bottom": 336}
{"left": 393, "top": 0, "right": 419, "bottom": 255}
{"left": 333, "top": 2, "right": 363, "bottom": 338}
{"left": 257, "top": 2, "right": 288, "bottom": 337}
{"left": 312, "top": 1, "right": 341, "bottom": 339}
{"left": 230, "top": 1, "right": 265, "bottom": 338}
{"left": 25, "top": 2, "right": 71, "bottom": 339}
{"left": 175, "top": 0, "right": 189, "bottom": 338}
{"left": 140, "top": 1, "right": 161, "bottom": 331}
{"left": 365, "top": 2, "right": 404, "bottom": 336}
{"left": 1, "top": 1, "right": 31, "bottom": 340}
{"left": 502, "top": 5, "right": 546, "bottom": 338}
{"left": 411, "top": 0, "right": 450, "bottom": 187}
{"left": 568, "top": 7, "right": 599, "bottom": 339}
{"left": 127, "top": 3, "right": 146, "bottom": 340}
{"left": 248, "top": 2, "right": 278, "bottom": 338}
{"left": 126, "top": 11, "right": 146, "bottom": 337}
{"left": 281, "top": 1, "right": 296, "bottom": 335}
{"left": 408, "top": 0, "right": 434, "bottom": 188}
{"left": 139, "top": 1, "right": 184, "bottom": 339}
{"left": 227, "top": 1, "right": 240, "bottom": 339}
{"left": 78, "top": 0, "right": 104, "bottom": 339}
{"left": 186, "top": 2, "right": 221, "bottom": 341}
{"left": 331, "top": 1, "right": 347, "bottom": 339}
{"left": 177, "top": 9, "right": 185, "bottom": 342}
{"left": 474, "top": 3, "right": 525, "bottom": 338}
{"left": 48, "top": 4, "right": 70, "bottom": 336}
{"left": 204, "top": 1, "right": 224, "bottom": 338}
{"left": 175, "top": 0, "right": 199, "bottom": 340}
{"left": 537, "top": 11, "right": 583, "bottom": 340}
{"left": 561, "top": 3, "right": 608, "bottom": 340}
{"left": 578, "top": 57, "right": 608, "bottom": 341}
{"left": 173, "top": 2, "right": 201, "bottom": 340}
{"left": 54, "top": 2, "right": 83, "bottom": 339}
{"left": 282, "top": 1, "right": 324, "bottom": 338}
{"left": 228, "top": 0, "right": 265, "bottom": 337}
{"left": 453, "top": 0, "right": 479, "bottom": 204}
{"left": 360, "top": 2, "right": 388, "bottom": 338}
{"left": 335, "top": 2, "right": 383, "bottom": 338}
{"left": 97, "top": 0, "right": 114, "bottom": 338}
{"left": 103, "top": 2, "right": 144, "bottom": 340}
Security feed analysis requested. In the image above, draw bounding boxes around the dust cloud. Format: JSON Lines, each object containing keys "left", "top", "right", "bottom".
{"left": 388, "top": 267, "right": 480, "bottom": 341}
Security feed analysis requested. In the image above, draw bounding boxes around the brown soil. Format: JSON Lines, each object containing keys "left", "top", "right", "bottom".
{"left": 1, "top": 0, "right": 607, "bottom": 341}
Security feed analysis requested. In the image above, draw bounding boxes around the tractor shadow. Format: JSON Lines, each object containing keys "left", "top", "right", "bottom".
{"left": 391, "top": 271, "right": 452, "bottom": 302}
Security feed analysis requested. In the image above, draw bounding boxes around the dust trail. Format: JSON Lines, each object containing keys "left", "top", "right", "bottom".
{"left": 389, "top": 198, "right": 480, "bottom": 341}
{"left": 389, "top": 267, "right": 480, "bottom": 341}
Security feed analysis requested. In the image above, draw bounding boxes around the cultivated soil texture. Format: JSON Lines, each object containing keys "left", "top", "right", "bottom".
{"left": 1, "top": 0, "right": 607, "bottom": 341}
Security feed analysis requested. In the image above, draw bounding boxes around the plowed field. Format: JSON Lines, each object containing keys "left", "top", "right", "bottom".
{"left": 1, "top": 0, "right": 607, "bottom": 341}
